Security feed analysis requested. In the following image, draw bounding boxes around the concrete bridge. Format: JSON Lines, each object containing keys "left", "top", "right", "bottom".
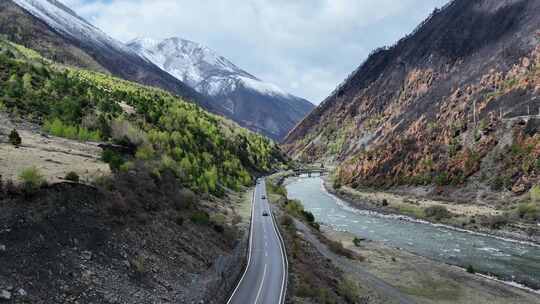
{"left": 292, "top": 168, "right": 328, "bottom": 177}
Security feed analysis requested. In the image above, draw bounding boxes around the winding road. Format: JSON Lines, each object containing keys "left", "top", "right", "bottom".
{"left": 227, "top": 178, "right": 288, "bottom": 304}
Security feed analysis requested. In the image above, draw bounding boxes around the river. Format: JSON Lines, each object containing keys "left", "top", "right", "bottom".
{"left": 285, "top": 176, "right": 540, "bottom": 290}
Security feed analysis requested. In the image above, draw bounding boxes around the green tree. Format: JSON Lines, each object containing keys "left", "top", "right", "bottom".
{"left": 9, "top": 129, "right": 21, "bottom": 146}
{"left": 22, "top": 73, "right": 33, "bottom": 92}
{"left": 19, "top": 166, "right": 45, "bottom": 193}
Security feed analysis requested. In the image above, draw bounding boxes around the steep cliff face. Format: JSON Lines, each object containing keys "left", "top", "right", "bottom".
{"left": 284, "top": 0, "right": 540, "bottom": 192}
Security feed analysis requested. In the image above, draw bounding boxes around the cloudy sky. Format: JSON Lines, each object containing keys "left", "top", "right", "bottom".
{"left": 63, "top": 0, "right": 449, "bottom": 104}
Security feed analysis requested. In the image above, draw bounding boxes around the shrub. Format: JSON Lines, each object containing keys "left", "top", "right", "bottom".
{"left": 315, "top": 288, "right": 334, "bottom": 303}
{"left": 101, "top": 149, "right": 125, "bottom": 171}
{"left": 4, "top": 179, "right": 18, "bottom": 195}
{"left": 43, "top": 119, "right": 100, "bottom": 141}
{"left": 353, "top": 237, "right": 363, "bottom": 247}
{"left": 130, "top": 254, "right": 147, "bottom": 274}
{"left": 327, "top": 240, "right": 355, "bottom": 259}
{"left": 281, "top": 215, "right": 294, "bottom": 229}
{"left": 119, "top": 161, "right": 134, "bottom": 173}
{"left": 296, "top": 282, "right": 317, "bottom": 298}
{"left": 174, "top": 188, "right": 197, "bottom": 210}
{"left": 517, "top": 203, "right": 540, "bottom": 221}
{"left": 175, "top": 216, "right": 184, "bottom": 226}
{"left": 111, "top": 118, "right": 146, "bottom": 146}
{"left": 333, "top": 179, "right": 342, "bottom": 189}
{"left": 381, "top": 199, "right": 389, "bottom": 206}
{"left": 267, "top": 181, "right": 287, "bottom": 197}
{"left": 18, "top": 167, "right": 45, "bottom": 192}
{"left": 285, "top": 199, "right": 302, "bottom": 214}
{"left": 211, "top": 214, "right": 226, "bottom": 226}
{"left": 65, "top": 171, "right": 80, "bottom": 183}
{"left": 108, "top": 192, "right": 130, "bottom": 216}
{"left": 490, "top": 175, "right": 512, "bottom": 191}
{"left": 466, "top": 264, "right": 475, "bottom": 274}
{"left": 425, "top": 205, "right": 451, "bottom": 220}
{"left": 135, "top": 144, "right": 155, "bottom": 160}
{"left": 434, "top": 172, "right": 449, "bottom": 186}
{"left": 530, "top": 185, "right": 540, "bottom": 203}
{"left": 479, "top": 119, "right": 488, "bottom": 131}
{"left": 9, "top": 129, "right": 21, "bottom": 146}
{"left": 301, "top": 210, "right": 315, "bottom": 223}
{"left": 213, "top": 224, "right": 225, "bottom": 233}
{"left": 448, "top": 142, "right": 461, "bottom": 157}
{"left": 485, "top": 214, "right": 508, "bottom": 229}
{"left": 285, "top": 199, "right": 320, "bottom": 229}
{"left": 338, "top": 277, "right": 360, "bottom": 303}
{"left": 190, "top": 211, "right": 210, "bottom": 225}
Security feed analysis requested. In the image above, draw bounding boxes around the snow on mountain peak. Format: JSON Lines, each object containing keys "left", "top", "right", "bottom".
{"left": 128, "top": 37, "right": 160, "bottom": 52}
{"left": 13, "top": 0, "right": 130, "bottom": 52}
{"left": 127, "top": 37, "right": 293, "bottom": 98}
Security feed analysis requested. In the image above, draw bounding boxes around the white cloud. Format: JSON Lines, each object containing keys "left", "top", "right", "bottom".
{"left": 63, "top": 0, "right": 449, "bottom": 104}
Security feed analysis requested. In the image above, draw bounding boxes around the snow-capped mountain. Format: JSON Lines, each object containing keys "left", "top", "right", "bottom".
{"left": 128, "top": 37, "right": 314, "bottom": 140}
{"left": 2, "top": 0, "right": 313, "bottom": 140}
{"left": 12, "top": 0, "right": 128, "bottom": 52}
{"left": 5, "top": 0, "right": 207, "bottom": 107}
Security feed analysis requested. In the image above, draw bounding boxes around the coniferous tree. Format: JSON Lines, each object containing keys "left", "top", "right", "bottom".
{"left": 9, "top": 129, "right": 21, "bottom": 146}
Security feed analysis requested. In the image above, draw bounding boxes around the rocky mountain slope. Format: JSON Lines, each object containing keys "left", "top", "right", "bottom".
{"left": 127, "top": 37, "right": 314, "bottom": 141}
{"left": 284, "top": 0, "right": 540, "bottom": 200}
{"left": 0, "top": 0, "right": 214, "bottom": 110}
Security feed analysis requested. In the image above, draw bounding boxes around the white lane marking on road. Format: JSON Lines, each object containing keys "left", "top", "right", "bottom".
{"left": 254, "top": 264, "right": 268, "bottom": 304}
{"left": 226, "top": 185, "right": 257, "bottom": 304}
{"left": 268, "top": 194, "right": 289, "bottom": 304}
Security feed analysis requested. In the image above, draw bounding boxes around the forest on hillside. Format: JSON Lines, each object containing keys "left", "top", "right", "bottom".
{"left": 0, "top": 39, "right": 286, "bottom": 195}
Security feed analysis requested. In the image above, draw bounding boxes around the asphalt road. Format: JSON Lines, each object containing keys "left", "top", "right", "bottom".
{"left": 227, "top": 178, "right": 288, "bottom": 304}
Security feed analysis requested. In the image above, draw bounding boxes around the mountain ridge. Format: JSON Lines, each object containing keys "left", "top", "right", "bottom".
{"left": 127, "top": 36, "right": 315, "bottom": 141}
{"left": 283, "top": 0, "right": 540, "bottom": 193}
{"left": 2, "top": 0, "right": 212, "bottom": 109}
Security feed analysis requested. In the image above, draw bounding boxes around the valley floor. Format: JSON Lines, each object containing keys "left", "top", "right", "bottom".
{"left": 268, "top": 172, "right": 540, "bottom": 303}
{"left": 322, "top": 227, "right": 540, "bottom": 304}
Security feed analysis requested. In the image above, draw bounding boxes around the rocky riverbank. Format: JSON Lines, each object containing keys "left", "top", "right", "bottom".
{"left": 323, "top": 177, "right": 540, "bottom": 245}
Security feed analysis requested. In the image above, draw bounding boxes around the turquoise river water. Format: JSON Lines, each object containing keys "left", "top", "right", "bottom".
{"left": 285, "top": 176, "right": 540, "bottom": 290}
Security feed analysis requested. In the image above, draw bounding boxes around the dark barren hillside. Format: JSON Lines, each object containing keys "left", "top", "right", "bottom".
{"left": 285, "top": 0, "right": 540, "bottom": 190}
